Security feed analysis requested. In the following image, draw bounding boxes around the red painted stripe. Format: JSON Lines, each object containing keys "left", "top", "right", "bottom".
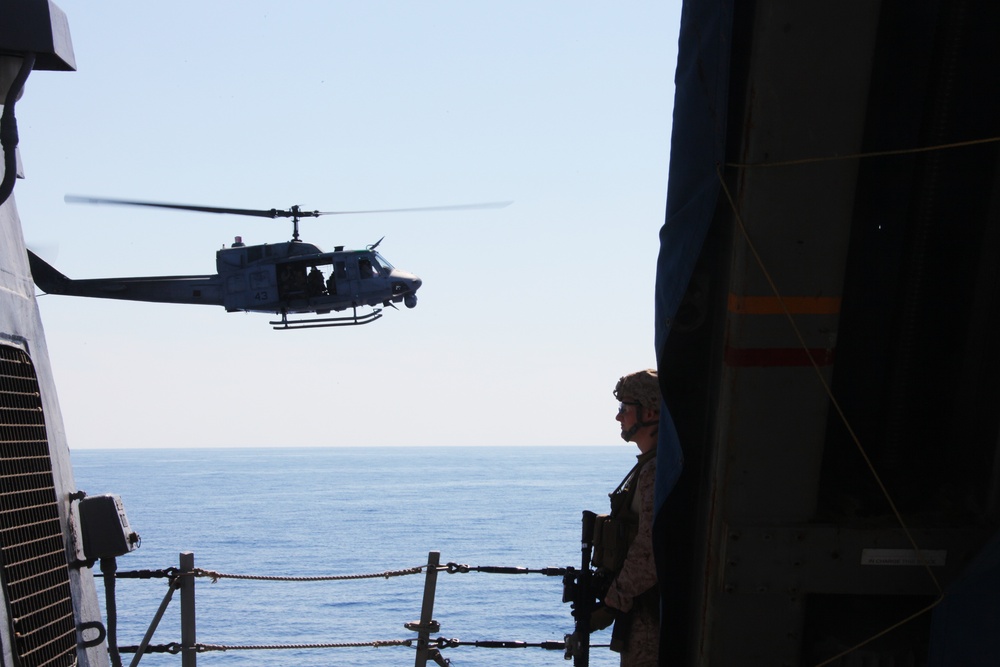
{"left": 724, "top": 346, "right": 835, "bottom": 367}
{"left": 728, "top": 293, "right": 842, "bottom": 315}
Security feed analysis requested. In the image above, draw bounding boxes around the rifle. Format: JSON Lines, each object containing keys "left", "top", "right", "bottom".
{"left": 563, "top": 510, "right": 599, "bottom": 666}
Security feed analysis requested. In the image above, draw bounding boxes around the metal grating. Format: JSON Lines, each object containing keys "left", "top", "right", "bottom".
{"left": 0, "top": 345, "right": 77, "bottom": 667}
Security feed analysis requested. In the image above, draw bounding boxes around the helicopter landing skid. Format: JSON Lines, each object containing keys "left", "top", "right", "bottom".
{"left": 270, "top": 307, "right": 383, "bottom": 330}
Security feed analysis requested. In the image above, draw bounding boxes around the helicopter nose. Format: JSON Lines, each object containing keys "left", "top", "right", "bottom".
{"left": 402, "top": 275, "right": 421, "bottom": 309}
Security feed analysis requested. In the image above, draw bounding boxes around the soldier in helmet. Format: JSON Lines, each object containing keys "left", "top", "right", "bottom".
{"left": 591, "top": 368, "right": 661, "bottom": 667}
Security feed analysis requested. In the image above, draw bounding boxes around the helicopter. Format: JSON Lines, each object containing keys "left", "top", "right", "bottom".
{"left": 28, "top": 195, "right": 510, "bottom": 330}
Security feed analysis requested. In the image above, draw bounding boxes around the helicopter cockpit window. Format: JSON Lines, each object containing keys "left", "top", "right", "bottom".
{"left": 374, "top": 253, "right": 394, "bottom": 273}
{"left": 358, "top": 258, "right": 374, "bottom": 279}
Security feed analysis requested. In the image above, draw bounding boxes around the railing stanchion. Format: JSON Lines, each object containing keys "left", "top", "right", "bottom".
{"left": 413, "top": 550, "right": 440, "bottom": 667}
{"left": 180, "top": 552, "right": 197, "bottom": 667}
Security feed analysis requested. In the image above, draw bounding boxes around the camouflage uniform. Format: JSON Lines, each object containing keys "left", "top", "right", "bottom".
{"left": 605, "top": 453, "right": 659, "bottom": 667}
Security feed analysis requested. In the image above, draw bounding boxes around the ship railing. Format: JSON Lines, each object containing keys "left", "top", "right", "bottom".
{"left": 98, "top": 549, "right": 606, "bottom": 667}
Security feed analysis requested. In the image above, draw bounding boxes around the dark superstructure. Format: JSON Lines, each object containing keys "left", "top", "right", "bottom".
{"left": 654, "top": 1, "right": 1000, "bottom": 664}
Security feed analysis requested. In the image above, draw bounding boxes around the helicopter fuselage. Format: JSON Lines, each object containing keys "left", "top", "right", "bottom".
{"left": 27, "top": 238, "right": 422, "bottom": 328}
{"left": 215, "top": 239, "right": 421, "bottom": 314}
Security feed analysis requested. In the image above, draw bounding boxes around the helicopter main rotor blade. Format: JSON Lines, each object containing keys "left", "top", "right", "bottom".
{"left": 64, "top": 195, "right": 310, "bottom": 219}
{"left": 65, "top": 195, "right": 512, "bottom": 219}
{"left": 315, "top": 201, "right": 513, "bottom": 215}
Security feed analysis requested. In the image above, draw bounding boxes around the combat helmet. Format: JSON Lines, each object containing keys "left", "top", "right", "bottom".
{"left": 613, "top": 369, "right": 661, "bottom": 412}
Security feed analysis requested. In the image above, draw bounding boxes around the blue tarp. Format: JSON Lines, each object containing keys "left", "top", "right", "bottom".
{"left": 653, "top": 0, "right": 733, "bottom": 511}
{"left": 651, "top": 6, "right": 733, "bottom": 655}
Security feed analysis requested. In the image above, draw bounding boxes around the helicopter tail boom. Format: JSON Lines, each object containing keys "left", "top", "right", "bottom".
{"left": 27, "top": 250, "right": 226, "bottom": 307}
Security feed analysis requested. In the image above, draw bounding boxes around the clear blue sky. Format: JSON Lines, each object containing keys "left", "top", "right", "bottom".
{"left": 15, "top": 1, "right": 681, "bottom": 448}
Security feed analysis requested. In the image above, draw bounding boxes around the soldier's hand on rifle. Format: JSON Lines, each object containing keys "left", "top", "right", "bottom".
{"left": 589, "top": 601, "right": 618, "bottom": 632}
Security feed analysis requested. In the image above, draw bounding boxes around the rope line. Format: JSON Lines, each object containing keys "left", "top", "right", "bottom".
{"left": 725, "top": 135, "right": 1000, "bottom": 169}
{"left": 187, "top": 566, "right": 424, "bottom": 583}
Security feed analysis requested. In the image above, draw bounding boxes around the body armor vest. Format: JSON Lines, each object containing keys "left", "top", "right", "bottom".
{"left": 590, "top": 449, "right": 656, "bottom": 575}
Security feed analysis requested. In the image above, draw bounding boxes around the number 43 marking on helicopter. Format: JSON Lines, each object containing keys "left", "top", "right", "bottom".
{"left": 27, "top": 195, "right": 510, "bottom": 330}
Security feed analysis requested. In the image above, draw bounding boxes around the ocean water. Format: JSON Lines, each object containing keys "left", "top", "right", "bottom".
{"left": 70, "top": 446, "right": 631, "bottom": 667}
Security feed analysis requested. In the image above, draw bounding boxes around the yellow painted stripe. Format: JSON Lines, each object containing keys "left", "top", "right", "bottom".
{"left": 728, "top": 294, "right": 842, "bottom": 315}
